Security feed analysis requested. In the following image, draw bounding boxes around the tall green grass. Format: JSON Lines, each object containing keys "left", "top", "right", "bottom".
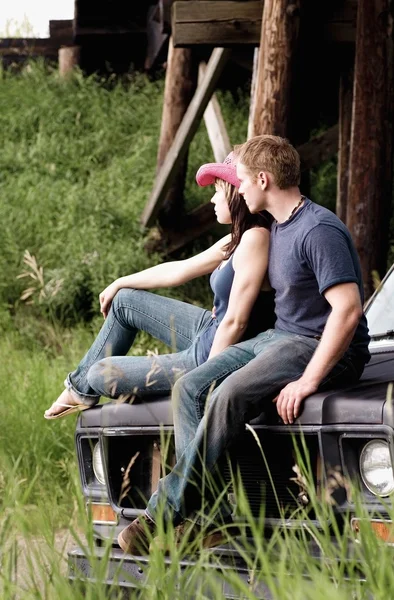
{"left": 2, "top": 419, "right": 394, "bottom": 599}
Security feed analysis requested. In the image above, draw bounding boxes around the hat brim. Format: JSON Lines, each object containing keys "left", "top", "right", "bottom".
{"left": 195, "top": 163, "right": 241, "bottom": 188}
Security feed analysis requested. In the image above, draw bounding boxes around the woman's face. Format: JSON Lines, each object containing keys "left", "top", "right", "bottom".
{"left": 211, "top": 182, "right": 232, "bottom": 224}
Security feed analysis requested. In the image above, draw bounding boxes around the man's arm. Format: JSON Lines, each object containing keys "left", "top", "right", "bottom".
{"left": 274, "top": 282, "right": 363, "bottom": 424}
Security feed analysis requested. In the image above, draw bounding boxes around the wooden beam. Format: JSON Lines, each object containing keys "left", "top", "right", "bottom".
{"left": 247, "top": 48, "right": 259, "bottom": 140}
{"left": 49, "top": 20, "right": 74, "bottom": 44}
{"left": 75, "top": 26, "right": 146, "bottom": 36}
{"left": 172, "top": 0, "right": 357, "bottom": 47}
{"left": 173, "top": 1, "right": 262, "bottom": 46}
{"left": 141, "top": 47, "right": 231, "bottom": 228}
{"left": 155, "top": 37, "right": 197, "bottom": 229}
{"left": 249, "top": 0, "right": 300, "bottom": 137}
{"left": 0, "top": 38, "right": 59, "bottom": 58}
{"left": 346, "top": 0, "right": 394, "bottom": 298}
{"left": 199, "top": 62, "right": 231, "bottom": 162}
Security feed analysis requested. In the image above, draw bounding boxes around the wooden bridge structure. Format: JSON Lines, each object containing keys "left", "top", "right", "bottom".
{"left": 2, "top": 0, "right": 393, "bottom": 298}
{"left": 144, "top": 0, "right": 394, "bottom": 300}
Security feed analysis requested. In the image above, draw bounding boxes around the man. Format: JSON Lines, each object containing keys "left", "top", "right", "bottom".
{"left": 118, "top": 135, "right": 370, "bottom": 554}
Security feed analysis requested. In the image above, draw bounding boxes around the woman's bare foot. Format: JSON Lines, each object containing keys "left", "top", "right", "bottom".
{"left": 44, "top": 389, "right": 88, "bottom": 419}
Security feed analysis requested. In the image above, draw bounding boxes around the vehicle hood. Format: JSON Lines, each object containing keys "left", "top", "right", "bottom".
{"left": 79, "top": 349, "right": 394, "bottom": 429}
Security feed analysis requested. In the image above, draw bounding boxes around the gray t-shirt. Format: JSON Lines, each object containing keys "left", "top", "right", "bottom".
{"left": 268, "top": 198, "right": 370, "bottom": 363}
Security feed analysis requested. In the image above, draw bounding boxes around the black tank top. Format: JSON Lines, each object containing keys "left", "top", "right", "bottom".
{"left": 196, "top": 254, "right": 276, "bottom": 364}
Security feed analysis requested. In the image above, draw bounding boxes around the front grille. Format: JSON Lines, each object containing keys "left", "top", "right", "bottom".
{"left": 223, "top": 431, "right": 319, "bottom": 520}
{"left": 103, "top": 431, "right": 318, "bottom": 520}
{"left": 103, "top": 434, "right": 175, "bottom": 510}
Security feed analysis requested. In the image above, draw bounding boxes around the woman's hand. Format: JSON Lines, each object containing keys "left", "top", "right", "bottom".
{"left": 99, "top": 281, "right": 120, "bottom": 319}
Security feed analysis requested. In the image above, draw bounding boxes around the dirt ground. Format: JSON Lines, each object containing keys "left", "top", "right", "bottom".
{"left": 13, "top": 529, "right": 79, "bottom": 597}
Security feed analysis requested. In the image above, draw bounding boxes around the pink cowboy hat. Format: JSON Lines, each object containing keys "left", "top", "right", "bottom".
{"left": 195, "top": 151, "right": 241, "bottom": 188}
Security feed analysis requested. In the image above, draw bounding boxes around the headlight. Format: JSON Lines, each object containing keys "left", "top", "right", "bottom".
{"left": 92, "top": 443, "right": 106, "bottom": 485}
{"left": 359, "top": 440, "right": 394, "bottom": 497}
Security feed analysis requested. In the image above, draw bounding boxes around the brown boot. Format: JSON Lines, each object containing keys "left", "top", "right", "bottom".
{"left": 117, "top": 514, "right": 156, "bottom": 555}
{"left": 151, "top": 519, "right": 239, "bottom": 554}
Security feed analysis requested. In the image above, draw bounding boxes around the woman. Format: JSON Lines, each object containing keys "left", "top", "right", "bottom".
{"left": 44, "top": 152, "right": 275, "bottom": 419}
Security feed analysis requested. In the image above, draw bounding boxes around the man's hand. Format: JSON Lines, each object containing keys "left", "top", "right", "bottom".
{"left": 273, "top": 378, "right": 318, "bottom": 424}
{"left": 99, "top": 281, "right": 119, "bottom": 319}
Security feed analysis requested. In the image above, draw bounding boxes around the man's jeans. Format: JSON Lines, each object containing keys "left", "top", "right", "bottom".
{"left": 66, "top": 288, "right": 212, "bottom": 406}
{"left": 146, "top": 329, "right": 364, "bottom": 525}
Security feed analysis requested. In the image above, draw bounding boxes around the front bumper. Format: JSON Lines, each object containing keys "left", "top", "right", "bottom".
{"left": 68, "top": 544, "right": 277, "bottom": 599}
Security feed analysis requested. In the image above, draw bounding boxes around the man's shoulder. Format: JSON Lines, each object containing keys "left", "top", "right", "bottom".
{"left": 304, "top": 200, "right": 345, "bottom": 227}
{"left": 301, "top": 201, "right": 349, "bottom": 237}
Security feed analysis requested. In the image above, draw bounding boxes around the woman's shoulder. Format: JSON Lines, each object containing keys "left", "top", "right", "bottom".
{"left": 232, "top": 227, "right": 270, "bottom": 269}
{"left": 238, "top": 226, "right": 270, "bottom": 247}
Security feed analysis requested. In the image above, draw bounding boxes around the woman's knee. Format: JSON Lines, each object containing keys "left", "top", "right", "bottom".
{"left": 112, "top": 287, "right": 138, "bottom": 311}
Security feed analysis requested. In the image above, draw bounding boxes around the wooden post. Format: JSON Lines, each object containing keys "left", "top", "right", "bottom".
{"left": 199, "top": 62, "right": 231, "bottom": 162}
{"left": 155, "top": 38, "right": 197, "bottom": 230}
{"left": 58, "top": 45, "right": 80, "bottom": 76}
{"left": 336, "top": 50, "right": 354, "bottom": 223}
{"left": 248, "top": 0, "right": 301, "bottom": 137}
{"left": 247, "top": 47, "right": 259, "bottom": 140}
{"left": 141, "top": 47, "right": 231, "bottom": 228}
{"left": 346, "top": 0, "right": 394, "bottom": 298}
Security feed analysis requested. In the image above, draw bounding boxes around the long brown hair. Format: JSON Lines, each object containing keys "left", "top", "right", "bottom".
{"left": 216, "top": 178, "right": 273, "bottom": 259}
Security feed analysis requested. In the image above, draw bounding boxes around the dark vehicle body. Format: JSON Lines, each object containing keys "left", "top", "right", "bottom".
{"left": 68, "top": 264, "right": 394, "bottom": 596}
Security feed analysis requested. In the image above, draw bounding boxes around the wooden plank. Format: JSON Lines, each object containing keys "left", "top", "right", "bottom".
{"left": 247, "top": 47, "right": 259, "bottom": 139}
{"left": 172, "top": 1, "right": 262, "bottom": 46}
{"left": 172, "top": 0, "right": 357, "bottom": 46}
{"left": 199, "top": 62, "right": 231, "bottom": 162}
{"left": 49, "top": 19, "right": 73, "bottom": 43}
{"left": 346, "top": 0, "right": 394, "bottom": 298}
{"left": 141, "top": 47, "right": 231, "bottom": 228}
{"left": 249, "top": 0, "right": 300, "bottom": 137}
{"left": 0, "top": 38, "right": 59, "bottom": 57}
{"left": 75, "top": 25, "right": 146, "bottom": 36}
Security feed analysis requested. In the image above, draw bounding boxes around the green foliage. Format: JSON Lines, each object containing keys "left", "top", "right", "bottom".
{"left": 0, "top": 62, "right": 164, "bottom": 322}
{"left": 0, "top": 62, "right": 251, "bottom": 326}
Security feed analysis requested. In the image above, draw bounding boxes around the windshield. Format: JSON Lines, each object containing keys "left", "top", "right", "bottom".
{"left": 365, "top": 263, "right": 394, "bottom": 337}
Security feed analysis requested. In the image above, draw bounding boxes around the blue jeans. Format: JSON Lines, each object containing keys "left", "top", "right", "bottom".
{"left": 66, "top": 288, "right": 212, "bottom": 409}
{"left": 146, "top": 329, "right": 364, "bottom": 525}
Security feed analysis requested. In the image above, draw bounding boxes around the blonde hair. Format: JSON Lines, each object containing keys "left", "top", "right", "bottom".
{"left": 234, "top": 135, "right": 301, "bottom": 189}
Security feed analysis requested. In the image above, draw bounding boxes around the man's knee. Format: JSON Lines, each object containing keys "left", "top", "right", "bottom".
{"left": 172, "top": 375, "right": 191, "bottom": 412}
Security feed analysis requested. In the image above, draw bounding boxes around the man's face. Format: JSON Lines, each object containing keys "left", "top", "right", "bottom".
{"left": 236, "top": 161, "right": 265, "bottom": 213}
